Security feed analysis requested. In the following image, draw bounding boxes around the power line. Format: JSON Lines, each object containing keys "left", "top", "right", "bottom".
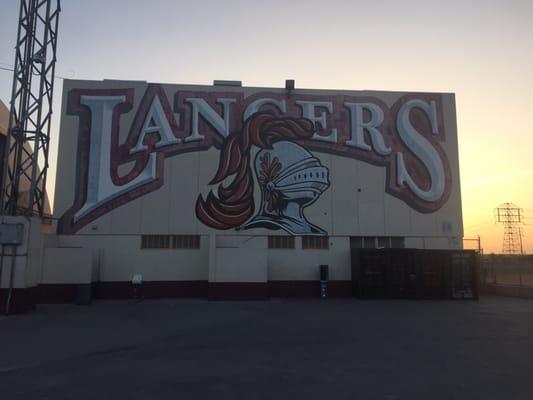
{"left": 465, "top": 225, "right": 499, "bottom": 233}
{"left": 0, "top": 64, "right": 65, "bottom": 80}
{"left": 465, "top": 220, "right": 495, "bottom": 229}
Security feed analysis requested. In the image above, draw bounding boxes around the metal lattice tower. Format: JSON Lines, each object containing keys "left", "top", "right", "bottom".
{"left": 0, "top": 0, "right": 60, "bottom": 216}
{"left": 494, "top": 203, "right": 524, "bottom": 254}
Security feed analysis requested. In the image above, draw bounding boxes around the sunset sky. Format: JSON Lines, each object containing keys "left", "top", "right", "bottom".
{"left": 0, "top": 0, "right": 531, "bottom": 253}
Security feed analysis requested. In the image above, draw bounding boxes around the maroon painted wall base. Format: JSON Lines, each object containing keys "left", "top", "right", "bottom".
{"left": 208, "top": 282, "right": 268, "bottom": 300}
{"left": 93, "top": 281, "right": 208, "bottom": 300}
{"left": 0, "top": 287, "right": 38, "bottom": 314}
{"left": 268, "top": 281, "right": 353, "bottom": 298}
{"left": 2, "top": 280, "right": 354, "bottom": 313}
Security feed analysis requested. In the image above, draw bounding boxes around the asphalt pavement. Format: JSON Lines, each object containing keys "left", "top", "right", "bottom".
{"left": 1, "top": 296, "right": 532, "bottom": 400}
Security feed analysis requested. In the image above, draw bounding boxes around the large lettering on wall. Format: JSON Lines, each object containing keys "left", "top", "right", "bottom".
{"left": 58, "top": 84, "right": 451, "bottom": 235}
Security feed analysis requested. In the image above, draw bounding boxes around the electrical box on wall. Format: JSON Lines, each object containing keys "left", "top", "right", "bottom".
{"left": 0, "top": 223, "right": 24, "bottom": 245}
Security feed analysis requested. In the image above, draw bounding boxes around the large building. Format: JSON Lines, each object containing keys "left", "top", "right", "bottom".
{"left": 45, "top": 79, "right": 463, "bottom": 299}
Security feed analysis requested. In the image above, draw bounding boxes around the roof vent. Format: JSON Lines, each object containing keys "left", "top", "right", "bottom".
{"left": 213, "top": 80, "right": 242, "bottom": 87}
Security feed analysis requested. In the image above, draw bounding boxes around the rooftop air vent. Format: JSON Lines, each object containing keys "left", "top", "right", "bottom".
{"left": 213, "top": 80, "right": 242, "bottom": 87}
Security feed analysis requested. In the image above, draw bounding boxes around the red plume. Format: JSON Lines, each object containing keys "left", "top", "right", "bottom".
{"left": 196, "top": 112, "right": 315, "bottom": 230}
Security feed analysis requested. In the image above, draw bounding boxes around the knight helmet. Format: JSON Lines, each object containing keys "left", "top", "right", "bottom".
{"left": 242, "top": 141, "right": 330, "bottom": 235}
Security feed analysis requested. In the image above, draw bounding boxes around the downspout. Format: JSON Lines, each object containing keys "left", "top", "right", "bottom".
{"left": 0, "top": 244, "right": 4, "bottom": 310}
{"left": 5, "top": 244, "right": 17, "bottom": 314}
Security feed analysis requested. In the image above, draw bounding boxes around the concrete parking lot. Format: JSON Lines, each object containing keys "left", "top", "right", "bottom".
{"left": 1, "top": 296, "right": 532, "bottom": 400}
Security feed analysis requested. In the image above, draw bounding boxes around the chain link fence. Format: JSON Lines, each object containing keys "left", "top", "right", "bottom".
{"left": 481, "top": 255, "right": 533, "bottom": 287}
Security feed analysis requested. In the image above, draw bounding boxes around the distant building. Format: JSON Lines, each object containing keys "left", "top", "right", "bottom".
{"left": 0, "top": 99, "right": 51, "bottom": 215}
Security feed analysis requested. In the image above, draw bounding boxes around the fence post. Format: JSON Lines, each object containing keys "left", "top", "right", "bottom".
{"left": 519, "top": 261, "right": 523, "bottom": 288}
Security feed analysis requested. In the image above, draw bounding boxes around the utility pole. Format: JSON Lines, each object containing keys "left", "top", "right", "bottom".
{"left": 494, "top": 203, "right": 524, "bottom": 255}
{"left": 0, "top": 0, "right": 60, "bottom": 315}
{"left": 0, "top": 0, "right": 61, "bottom": 216}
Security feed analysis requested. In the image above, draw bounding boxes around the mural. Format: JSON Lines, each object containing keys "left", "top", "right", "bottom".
{"left": 244, "top": 141, "right": 330, "bottom": 235}
{"left": 57, "top": 84, "right": 453, "bottom": 234}
{"left": 196, "top": 113, "right": 330, "bottom": 235}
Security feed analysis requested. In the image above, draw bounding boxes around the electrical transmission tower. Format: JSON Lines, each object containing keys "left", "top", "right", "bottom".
{"left": 0, "top": 0, "right": 61, "bottom": 216}
{"left": 494, "top": 203, "right": 524, "bottom": 254}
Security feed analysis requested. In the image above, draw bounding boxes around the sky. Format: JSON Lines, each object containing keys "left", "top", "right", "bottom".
{"left": 0, "top": 0, "right": 532, "bottom": 253}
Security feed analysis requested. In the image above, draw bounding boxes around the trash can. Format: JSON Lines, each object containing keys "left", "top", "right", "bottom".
{"left": 320, "top": 265, "right": 329, "bottom": 298}
{"left": 74, "top": 284, "right": 92, "bottom": 305}
{"left": 132, "top": 274, "right": 144, "bottom": 300}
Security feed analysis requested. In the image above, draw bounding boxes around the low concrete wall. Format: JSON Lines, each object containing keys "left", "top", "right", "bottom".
{"left": 42, "top": 248, "right": 94, "bottom": 284}
{"left": 209, "top": 236, "right": 268, "bottom": 300}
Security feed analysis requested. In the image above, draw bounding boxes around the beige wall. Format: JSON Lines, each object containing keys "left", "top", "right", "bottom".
{"left": 54, "top": 234, "right": 209, "bottom": 282}
{"left": 0, "top": 99, "right": 9, "bottom": 135}
{"left": 55, "top": 80, "right": 462, "bottom": 238}
{"left": 0, "top": 217, "right": 45, "bottom": 289}
{"left": 43, "top": 233, "right": 454, "bottom": 284}
{"left": 47, "top": 80, "right": 463, "bottom": 284}
{"left": 0, "top": 99, "right": 52, "bottom": 214}
{"left": 41, "top": 248, "right": 94, "bottom": 284}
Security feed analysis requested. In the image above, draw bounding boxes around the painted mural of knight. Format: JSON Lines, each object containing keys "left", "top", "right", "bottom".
{"left": 242, "top": 142, "right": 329, "bottom": 235}
{"left": 196, "top": 112, "right": 330, "bottom": 236}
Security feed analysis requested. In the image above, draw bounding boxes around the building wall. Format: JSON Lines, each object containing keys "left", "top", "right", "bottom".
{"left": 0, "top": 99, "right": 52, "bottom": 215}
{"left": 50, "top": 79, "right": 463, "bottom": 287}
